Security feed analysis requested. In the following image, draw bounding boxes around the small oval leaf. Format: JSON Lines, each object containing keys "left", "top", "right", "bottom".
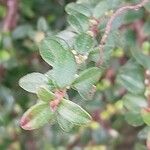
{"left": 19, "top": 73, "right": 48, "bottom": 93}
{"left": 39, "top": 36, "right": 77, "bottom": 88}
{"left": 117, "top": 60, "right": 145, "bottom": 94}
{"left": 123, "top": 94, "right": 148, "bottom": 113}
{"left": 74, "top": 33, "right": 94, "bottom": 54}
{"left": 72, "top": 67, "right": 102, "bottom": 100}
{"left": 125, "top": 111, "right": 144, "bottom": 127}
{"left": 20, "top": 102, "right": 54, "bottom": 130}
{"left": 57, "top": 99, "right": 91, "bottom": 125}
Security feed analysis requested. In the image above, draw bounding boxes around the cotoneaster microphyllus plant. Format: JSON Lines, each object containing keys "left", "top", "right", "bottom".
{"left": 19, "top": 0, "right": 150, "bottom": 139}
{"left": 19, "top": 36, "right": 101, "bottom": 131}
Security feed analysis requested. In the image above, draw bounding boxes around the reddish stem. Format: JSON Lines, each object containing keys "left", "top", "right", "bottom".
{"left": 49, "top": 90, "right": 66, "bottom": 111}
{"left": 96, "top": 0, "right": 149, "bottom": 67}
{"left": 3, "top": 0, "right": 18, "bottom": 32}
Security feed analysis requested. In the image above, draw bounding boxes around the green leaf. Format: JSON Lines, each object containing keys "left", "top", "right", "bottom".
{"left": 131, "top": 48, "right": 150, "bottom": 70}
{"left": 93, "top": 1, "right": 109, "bottom": 18}
{"left": 37, "top": 17, "right": 49, "bottom": 32}
{"left": 67, "top": 14, "right": 89, "bottom": 33}
{"left": 93, "top": 0, "right": 122, "bottom": 19}
{"left": 39, "top": 36, "right": 77, "bottom": 88}
{"left": 123, "top": 94, "right": 148, "bottom": 113}
{"left": 125, "top": 111, "right": 144, "bottom": 127}
{"left": 144, "top": 1, "right": 150, "bottom": 12}
{"left": 138, "top": 126, "right": 150, "bottom": 140}
{"left": 12, "top": 24, "right": 33, "bottom": 40}
{"left": 65, "top": 2, "right": 91, "bottom": 17}
{"left": 117, "top": 60, "right": 145, "bottom": 94}
{"left": 56, "top": 114, "right": 74, "bottom": 132}
{"left": 143, "top": 21, "right": 150, "bottom": 36}
{"left": 20, "top": 102, "right": 54, "bottom": 130}
{"left": 89, "top": 30, "right": 122, "bottom": 65}
{"left": 37, "top": 86, "right": 55, "bottom": 102}
{"left": 74, "top": 33, "right": 94, "bottom": 54}
{"left": 19, "top": 73, "right": 48, "bottom": 93}
{"left": 57, "top": 99, "right": 91, "bottom": 125}
{"left": 124, "top": 9, "right": 144, "bottom": 24}
{"left": 72, "top": 67, "right": 102, "bottom": 100}
{"left": 141, "top": 109, "right": 150, "bottom": 126}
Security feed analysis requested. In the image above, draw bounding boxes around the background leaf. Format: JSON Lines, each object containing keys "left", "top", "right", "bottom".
{"left": 131, "top": 48, "right": 150, "bottom": 70}
{"left": 117, "top": 60, "right": 145, "bottom": 94}
{"left": 141, "top": 109, "right": 150, "bottom": 126}
{"left": 125, "top": 111, "right": 144, "bottom": 127}
{"left": 56, "top": 114, "right": 74, "bottom": 132}
{"left": 123, "top": 94, "right": 148, "bottom": 113}
{"left": 72, "top": 67, "right": 102, "bottom": 100}
{"left": 65, "top": 2, "right": 91, "bottom": 17}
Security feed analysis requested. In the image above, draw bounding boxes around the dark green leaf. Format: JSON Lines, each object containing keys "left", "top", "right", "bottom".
{"left": 72, "top": 67, "right": 102, "bottom": 100}
{"left": 117, "top": 60, "right": 145, "bottom": 94}
{"left": 131, "top": 48, "right": 150, "bottom": 70}
{"left": 125, "top": 111, "right": 144, "bottom": 127}
{"left": 74, "top": 33, "right": 94, "bottom": 54}
{"left": 123, "top": 94, "right": 148, "bottom": 113}
{"left": 39, "top": 36, "right": 77, "bottom": 88}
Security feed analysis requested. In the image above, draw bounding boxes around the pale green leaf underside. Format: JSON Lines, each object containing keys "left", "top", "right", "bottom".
{"left": 37, "top": 86, "right": 55, "bottom": 102}
{"left": 19, "top": 72, "right": 48, "bottom": 93}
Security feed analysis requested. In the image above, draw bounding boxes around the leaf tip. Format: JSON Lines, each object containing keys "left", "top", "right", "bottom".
{"left": 20, "top": 115, "right": 33, "bottom": 130}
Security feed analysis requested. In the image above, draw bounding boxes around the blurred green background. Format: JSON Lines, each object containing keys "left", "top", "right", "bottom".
{"left": 0, "top": 0, "right": 150, "bottom": 149}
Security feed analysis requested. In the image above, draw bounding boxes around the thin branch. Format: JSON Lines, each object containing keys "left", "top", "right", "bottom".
{"left": 96, "top": 0, "right": 149, "bottom": 67}
{"left": 2, "top": 0, "right": 18, "bottom": 32}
